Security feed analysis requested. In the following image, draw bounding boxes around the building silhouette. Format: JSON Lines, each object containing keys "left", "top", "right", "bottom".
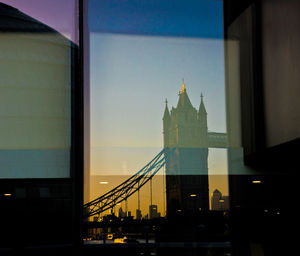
{"left": 136, "top": 209, "right": 142, "bottom": 220}
{"left": 211, "top": 189, "right": 229, "bottom": 211}
{"left": 149, "top": 204, "right": 161, "bottom": 219}
{"left": 118, "top": 207, "right": 126, "bottom": 218}
{"left": 163, "top": 80, "right": 209, "bottom": 215}
{"left": 0, "top": 3, "right": 80, "bottom": 247}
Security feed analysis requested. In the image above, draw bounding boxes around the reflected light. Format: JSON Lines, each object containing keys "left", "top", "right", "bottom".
{"left": 99, "top": 181, "right": 109, "bottom": 184}
{"left": 252, "top": 180, "right": 262, "bottom": 184}
{"left": 219, "top": 199, "right": 225, "bottom": 203}
{"left": 179, "top": 79, "right": 185, "bottom": 94}
{"left": 4, "top": 193, "right": 12, "bottom": 197}
{"left": 190, "top": 194, "right": 197, "bottom": 197}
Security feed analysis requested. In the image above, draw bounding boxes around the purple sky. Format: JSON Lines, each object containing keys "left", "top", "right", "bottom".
{"left": 1, "top": 0, "right": 78, "bottom": 43}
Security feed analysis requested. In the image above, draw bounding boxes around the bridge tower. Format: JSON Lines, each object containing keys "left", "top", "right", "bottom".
{"left": 163, "top": 80, "right": 209, "bottom": 216}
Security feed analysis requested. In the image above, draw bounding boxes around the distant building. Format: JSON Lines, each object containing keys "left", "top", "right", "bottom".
{"left": 163, "top": 81, "right": 209, "bottom": 215}
{"left": 211, "top": 189, "right": 229, "bottom": 211}
{"left": 149, "top": 204, "right": 161, "bottom": 219}
{"left": 136, "top": 209, "right": 142, "bottom": 220}
{"left": 118, "top": 207, "right": 126, "bottom": 218}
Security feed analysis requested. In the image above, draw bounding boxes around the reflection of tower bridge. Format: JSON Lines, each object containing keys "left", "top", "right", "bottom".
{"left": 83, "top": 81, "right": 227, "bottom": 219}
{"left": 84, "top": 148, "right": 174, "bottom": 219}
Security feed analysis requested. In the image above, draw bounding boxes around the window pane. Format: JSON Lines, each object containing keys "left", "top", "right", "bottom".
{"left": 84, "top": 1, "right": 230, "bottom": 254}
{"left": 0, "top": 1, "right": 78, "bottom": 178}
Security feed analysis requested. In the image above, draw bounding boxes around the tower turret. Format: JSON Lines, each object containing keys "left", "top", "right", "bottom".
{"left": 163, "top": 99, "right": 171, "bottom": 147}
{"left": 198, "top": 93, "right": 208, "bottom": 146}
{"left": 198, "top": 93, "right": 207, "bottom": 123}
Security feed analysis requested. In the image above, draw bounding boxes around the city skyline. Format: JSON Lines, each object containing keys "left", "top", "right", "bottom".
{"left": 89, "top": 32, "right": 228, "bottom": 217}
{"left": 90, "top": 173, "right": 229, "bottom": 218}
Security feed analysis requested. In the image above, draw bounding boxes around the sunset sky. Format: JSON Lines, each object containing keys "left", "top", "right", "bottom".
{"left": 1, "top": 0, "right": 78, "bottom": 43}
{"left": 89, "top": 34, "right": 228, "bottom": 216}
{"left": 89, "top": 0, "right": 228, "bottom": 216}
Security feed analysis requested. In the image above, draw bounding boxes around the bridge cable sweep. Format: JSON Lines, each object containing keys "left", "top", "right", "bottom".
{"left": 83, "top": 148, "right": 174, "bottom": 219}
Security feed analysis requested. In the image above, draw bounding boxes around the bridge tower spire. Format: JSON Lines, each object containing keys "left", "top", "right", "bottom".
{"left": 163, "top": 98, "right": 171, "bottom": 148}
{"left": 198, "top": 92, "right": 207, "bottom": 125}
{"left": 198, "top": 92, "right": 208, "bottom": 146}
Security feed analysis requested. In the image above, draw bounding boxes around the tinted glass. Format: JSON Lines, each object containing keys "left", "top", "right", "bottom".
{"left": 0, "top": 0, "right": 78, "bottom": 178}
{"left": 84, "top": 1, "right": 231, "bottom": 254}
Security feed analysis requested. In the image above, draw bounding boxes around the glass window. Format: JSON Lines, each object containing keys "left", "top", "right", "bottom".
{"left": 0, "top": 0, "right": 78, "bottom": 178}
{"left": 84, "top": 1, "right": 230, "bottom": 254}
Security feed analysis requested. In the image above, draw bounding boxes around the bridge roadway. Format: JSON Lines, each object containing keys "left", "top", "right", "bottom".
{"left": 207, "top": 132, "right": 227, "bottom": 148}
